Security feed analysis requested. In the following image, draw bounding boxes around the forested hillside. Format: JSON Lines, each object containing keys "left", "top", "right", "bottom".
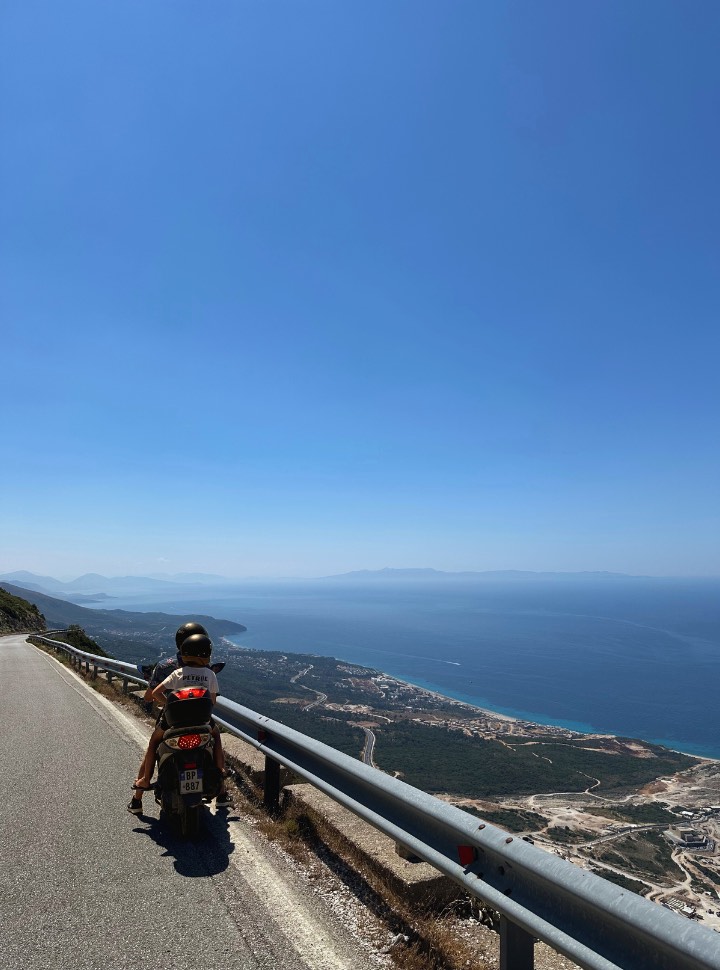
{"left": 0, "top": 588, "right": 46, "bottom": 634}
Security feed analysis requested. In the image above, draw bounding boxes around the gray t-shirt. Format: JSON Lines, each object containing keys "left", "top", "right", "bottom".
{"left": 149, "top": 655, "right": 180, "bottom": 689}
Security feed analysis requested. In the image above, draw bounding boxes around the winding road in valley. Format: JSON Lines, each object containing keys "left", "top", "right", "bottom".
{"left": 361, "top": 727, "right": 377, "bottom": 767}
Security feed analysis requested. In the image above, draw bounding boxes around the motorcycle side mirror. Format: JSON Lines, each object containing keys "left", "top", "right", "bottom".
{"left": 210, "top": 662, "right": 225, "bottom": 674}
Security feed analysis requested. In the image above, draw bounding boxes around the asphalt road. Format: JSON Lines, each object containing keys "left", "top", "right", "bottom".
{"left": 361, "top": 728, "right": 376, "bottom": 766}
{"left": 1, "top": 635, "right": 375, "bottom": 970}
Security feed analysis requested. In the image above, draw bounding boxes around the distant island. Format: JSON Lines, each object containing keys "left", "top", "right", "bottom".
{"left": 320, "top": 567, "right": 646, "bottom": 581}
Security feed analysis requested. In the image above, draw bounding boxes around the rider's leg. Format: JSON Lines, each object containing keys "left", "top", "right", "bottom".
{"left": 212, "top": 726, "right": 225, "bottom": 774}
{"left": 212, "top": 726, "right": 232, "bottom": 801}
{"left": 134, "top": 725, "right": 164, "bottom": 798}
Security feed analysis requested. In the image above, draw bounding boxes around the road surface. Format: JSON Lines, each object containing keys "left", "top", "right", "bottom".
{"left": 1, "top": 634, "right": 381, "bottom": 970}
{"left": 361, "top": 728, "right": 377, "bottom": 766}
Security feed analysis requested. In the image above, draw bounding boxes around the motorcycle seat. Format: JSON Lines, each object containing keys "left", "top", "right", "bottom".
{"left": 162, "top": 724, "right": 213, "bottom": 741}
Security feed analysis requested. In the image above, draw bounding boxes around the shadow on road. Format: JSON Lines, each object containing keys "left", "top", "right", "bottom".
{"left": 132, "top": 806, "right": 236, "bottom": 877}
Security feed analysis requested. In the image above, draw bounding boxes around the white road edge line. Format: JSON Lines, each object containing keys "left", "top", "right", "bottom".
{"left": 224, "top": 818, "right": 362, "bottom": 970}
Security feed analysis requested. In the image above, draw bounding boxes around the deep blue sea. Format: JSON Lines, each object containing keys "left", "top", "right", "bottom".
{"left": 93, "top": 578, "right": 720, "bottom": 759}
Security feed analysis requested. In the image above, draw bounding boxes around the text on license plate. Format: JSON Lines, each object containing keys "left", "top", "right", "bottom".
{"left": 180, "top": 768, "right": 203, "bottom": 794}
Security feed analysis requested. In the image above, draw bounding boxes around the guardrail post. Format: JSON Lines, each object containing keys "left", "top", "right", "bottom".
{"left": 264, "top": 756, "right": 281, "bottom": 812}
{"left": 106, "top": 671, "right": 114, "bottom": 685}
{"left": 92, "top": 664, "right": 98, "bottom": 680}
{"left": 122, "top": 677, "right": 129, "bottom": 694}
{"left": 499, "top": 917, "right": 534, "bottom": 970}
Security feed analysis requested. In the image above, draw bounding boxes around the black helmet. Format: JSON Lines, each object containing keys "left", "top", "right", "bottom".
{"left": 175, "top": 622, "right": 208, "bottom": 650}
{"left": 180, "top": 633, "right": 213, "bottom": 665}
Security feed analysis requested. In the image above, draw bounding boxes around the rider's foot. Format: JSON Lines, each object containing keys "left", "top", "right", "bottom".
{"left": 127, "top": 798, "right": 144, "bottom": 815}
{"left": 215, "top": 790, "right": 233, "bottom": 808}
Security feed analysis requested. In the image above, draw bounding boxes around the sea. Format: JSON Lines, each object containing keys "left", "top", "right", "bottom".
{"left": 89, "top": 577, "right": 720, "bottom": 760}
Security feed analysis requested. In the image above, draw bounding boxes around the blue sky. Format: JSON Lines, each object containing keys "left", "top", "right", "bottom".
{"left": 2, "top": 1, "right": 719, "bottom": 578}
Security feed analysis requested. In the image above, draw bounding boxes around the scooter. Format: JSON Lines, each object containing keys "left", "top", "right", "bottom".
{"left": 153, "top": 686, "right": 223, "bottom": 838}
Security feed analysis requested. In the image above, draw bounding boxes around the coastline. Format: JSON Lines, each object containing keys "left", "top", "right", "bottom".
{"left": 379, "top": 670, "right": 719, "bottom": 762}
{"left": 225, "top": 636, "right": 720, "bottom": 761}
{"left": 379, "top": 673, "right": 518, "bottom": 722}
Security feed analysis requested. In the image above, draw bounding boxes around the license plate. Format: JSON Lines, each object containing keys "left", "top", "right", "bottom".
{"left": 179, "top": 768, "right": 203, "bottom": 794}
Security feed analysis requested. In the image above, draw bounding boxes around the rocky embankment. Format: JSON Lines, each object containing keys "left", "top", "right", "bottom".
{"left": 0, "top": 587, "right": 46, "bottom": 634}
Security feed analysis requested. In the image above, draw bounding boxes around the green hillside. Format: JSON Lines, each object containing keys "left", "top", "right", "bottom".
{"left": 0, "top": 587, "right": 46, "bottom": 635}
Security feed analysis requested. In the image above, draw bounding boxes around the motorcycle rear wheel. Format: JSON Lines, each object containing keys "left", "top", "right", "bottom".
{"left": 180, "top": 803, "right": 200, "bottom": 839}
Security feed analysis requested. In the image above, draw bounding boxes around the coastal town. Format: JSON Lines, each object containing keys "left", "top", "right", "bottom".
{"left": 254, "top": 653, "right": 720, "bottom": 930}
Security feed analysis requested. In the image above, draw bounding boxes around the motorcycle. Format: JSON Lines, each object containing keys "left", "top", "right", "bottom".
{"left": 153, "top": 686, "right": 223, "bottom": 838}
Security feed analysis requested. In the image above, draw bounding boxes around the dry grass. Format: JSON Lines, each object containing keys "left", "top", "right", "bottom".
{"left": 234, "top": 774, "right": 497, "bottom": 970}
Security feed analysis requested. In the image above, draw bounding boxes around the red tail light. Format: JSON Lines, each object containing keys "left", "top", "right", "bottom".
{"left": 178, "top": 734, "right": 202, "bottom": 750}
{"left": 174, "top": 688, "right": 207, "bottom": 700}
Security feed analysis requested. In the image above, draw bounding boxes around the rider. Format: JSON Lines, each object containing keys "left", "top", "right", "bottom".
{"left": 135, "top": 622, "right": 208, "bottom": 783}
{"left": 140, "top": 622, "right": 208, "bottom": 713}
{"left": 128, "top": 632, "right": 232, "bottom": 814}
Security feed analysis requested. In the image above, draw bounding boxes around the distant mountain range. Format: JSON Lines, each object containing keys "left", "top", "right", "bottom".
{"left": 321, "top": 567, "right": 643, "bottom": 582}
{"left": 145, "top": 572, "right": 232, "bottom": 583}
{"left": 1, "top": 567, "right": 688, "bottom": 599}
{"left": 0, "top": 570, "right": 234, "bottom": 597}
{"left": 0, "top": 581, "right": 246, "bottom": 653}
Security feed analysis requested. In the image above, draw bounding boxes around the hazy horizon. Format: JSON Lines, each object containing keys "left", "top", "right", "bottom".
{"left": 3, "top": 565, "right": 720, "bottom": 586}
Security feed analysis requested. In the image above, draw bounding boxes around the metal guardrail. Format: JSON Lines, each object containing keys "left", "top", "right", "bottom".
{"left": 31, "top": 635, "right": 146, "bottom": 692}
{"left": 30, "top": 635, "right": 720, "bottom": 970}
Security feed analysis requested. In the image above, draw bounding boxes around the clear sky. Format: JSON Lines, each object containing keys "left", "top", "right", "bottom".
{"left": 2, "top": 1, "right": 719, "bottom": 579}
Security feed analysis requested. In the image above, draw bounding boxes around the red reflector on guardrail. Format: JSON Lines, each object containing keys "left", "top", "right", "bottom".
{"left": 458, "top": 845, "right": 477, "bottom": 866}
